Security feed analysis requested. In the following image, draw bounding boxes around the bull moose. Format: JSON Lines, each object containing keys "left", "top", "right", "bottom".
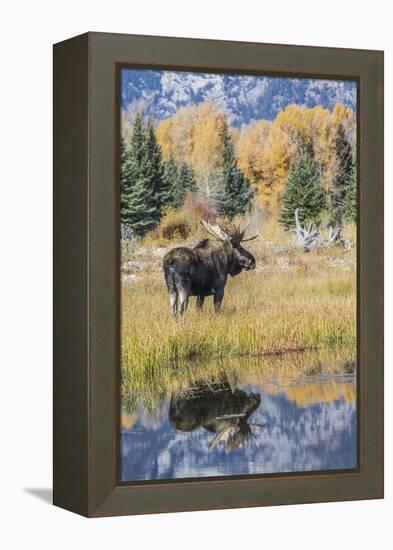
{"left": 163, "top": 220, "right": 257, "bottom": 315}
{"left": 169, "top": 379, "right": 262, "bottom": 452}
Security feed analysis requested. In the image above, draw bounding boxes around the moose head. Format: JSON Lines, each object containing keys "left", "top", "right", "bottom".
{"left": 200, "top": 219, "right": 258, "bottom": 275}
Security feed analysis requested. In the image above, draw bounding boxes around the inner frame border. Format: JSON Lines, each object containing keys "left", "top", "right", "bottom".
{"left": 115, "top": 63, "right": 361, "bottom": 487}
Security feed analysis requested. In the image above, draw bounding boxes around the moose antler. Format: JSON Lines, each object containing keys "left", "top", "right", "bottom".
{"left": 239, "top": 219, "right": 259, "bottom": 242}
{"left": 294, "top": 208, "right": 320, "bottom": 250}
{"left": 241, "top": 233, "right": 259, "bottom": 242}
{"left": 239, "top": 219, "right": 251, "bottom": 240}
{"left": 200, "top": 219, "right": 231, "bottom": 242}
{"left": 201, "top": 219, "right": 259, "bottom": 243}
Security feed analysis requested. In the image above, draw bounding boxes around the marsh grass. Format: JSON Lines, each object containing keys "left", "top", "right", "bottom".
{"left": 121, "top": 348, "right": 356, "bottom": 414}
{"left": 121, "top": 232, "right": 356, "bottom": 404}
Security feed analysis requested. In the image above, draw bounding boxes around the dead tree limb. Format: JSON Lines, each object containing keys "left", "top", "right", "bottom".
{"left": 293, "top": 208, "right": 321, "bottom": 251}
{"left": 292, "top": 209, "right": 352, "bottom": 252}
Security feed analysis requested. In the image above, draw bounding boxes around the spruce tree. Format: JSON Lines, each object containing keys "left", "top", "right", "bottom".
{"left": 178, "top": 163, "right": 197, "bottom": 193}
{"left": 120, "top": 136, "right": 132, "bottom": 224}
{"left": 343, "top": 156, "right": 357, "bottom": 223}
{"left": 172, "top": 163, "right": 197, "bottom": 207}
{"left": 279, "top": 156, "right": 325, "bottom": 230}
{"left": 329, "top": 128, "right": 354, "bottom": 225}
{"left": 160, "top": 154, "right": 178, "bottom": 208}
{"left": 121, "top": 114, "right": 161, "bottom": 236}
{"left": 220, "top": 126, "right": 253, "bottom": 219}
{"left": 146, "top": 122, "right": 164, "bottom": 207}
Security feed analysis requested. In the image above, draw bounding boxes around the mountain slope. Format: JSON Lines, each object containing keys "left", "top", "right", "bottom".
{"left": 121, "top": 69, "right": 357, "bottom": 127}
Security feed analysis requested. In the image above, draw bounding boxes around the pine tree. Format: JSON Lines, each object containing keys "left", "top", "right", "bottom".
{"left": 120, "top": 136, "right": 132, "bottom": 224}
{"left": 279, "top": 156, "right": 326, "bottom": 230}
{"left": 121, "top": 114, "right": 161, "bottom": 236}
{"left": 178, "top": 163, "right": 197, "bottom": 193}
{"left": 343, "top": 156, "right": 357, "bottom": 223}
{"left": 220, "top": 126, "right": 253, "bottom": 219}
{"left": 329, "top": 128, "right": 354, "bottom": 225}
{"left": 160, "top": 154, "right": 178, "bottom": 207}
{"left": 172, "top": 163, "right": 197, "bottom": 207}
{"left": 146, "top": 122, "right": 164, "bottom": 207}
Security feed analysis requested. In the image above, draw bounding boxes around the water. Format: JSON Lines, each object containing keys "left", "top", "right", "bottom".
{"left": 120, "top": 360, "right": 357, "bottom": 482}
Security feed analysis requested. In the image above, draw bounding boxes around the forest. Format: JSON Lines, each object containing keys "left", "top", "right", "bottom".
{"left": 120, "top": 101, "right": 356, "bottom": 240}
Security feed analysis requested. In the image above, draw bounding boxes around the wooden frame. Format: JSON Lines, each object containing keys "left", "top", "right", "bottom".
{"left": 53, "top": 32, "right": 384, "bottom": 517}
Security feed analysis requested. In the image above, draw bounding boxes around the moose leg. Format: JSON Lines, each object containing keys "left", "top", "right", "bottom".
{"left": 178, "top": 284, "right": 191, "bottom": 316}
{"left": 213, "top": 287, "right": 225, "bottom": 313}
{"left": 196, "top": 296, "right": 205, "bottom": 310}
{"left": 169, "top": 292, "right": 178, "bottom": 316}
{"left": 164, "top": 266, "right": 179, "bottom": 316}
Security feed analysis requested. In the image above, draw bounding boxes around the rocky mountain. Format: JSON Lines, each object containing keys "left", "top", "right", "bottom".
{"left": 121, "top": 69, "right": 357, "bottom": 127}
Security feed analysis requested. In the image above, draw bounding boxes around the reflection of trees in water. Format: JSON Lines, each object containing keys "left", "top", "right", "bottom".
{"left": 267, "top": 379, "right": 356, "bottom": 407}
{"left": 121, "top": 409, "right": 138, "bottom": 430}
{"left": 169, "top": 378, "right": 262, "bottom": 452}
{"left": 121, "top": 351, "right": 356, "bottom": 414}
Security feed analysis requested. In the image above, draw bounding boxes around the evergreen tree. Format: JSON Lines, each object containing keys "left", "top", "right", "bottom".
{"left": 329, "top": 128, "right": 354, "bottom": 225}
{"left": 160, "top": 158, "right": 196, "bottom": 209}
{"left": 178, "top": 163, "right": 197, "bottom": 193}
{"left": 146, "top": 122, "right": 164, "bottom": 207}
{"left": 172, "top": 163, "right": 197, "bottom": 207}
{"left": 160, "top": 154, "right": 178, "bottom": 207}
{"left": 279, "top": 156, "right": 325, "bottom": 230}
{"left": 120, "top": 136, "right": 132, "bottom": 223}
{"left": 343, "top": 156, "right": 357, "bottom": 223}
{"left": 220, "top": 126, "right": 253, "bottom": 219}
{"left": 121, "top": 114, "right": 161, "bottom": 236}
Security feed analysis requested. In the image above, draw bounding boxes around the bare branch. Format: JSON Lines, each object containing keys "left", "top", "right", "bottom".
{"left": 325, "top": 226, "right": 342, "bottom": 246}
{"left": 292, "top": 209, "right": 350, "bottom": 252}
{"left": 293, "top": 208, "right": 321, "bottom": 250}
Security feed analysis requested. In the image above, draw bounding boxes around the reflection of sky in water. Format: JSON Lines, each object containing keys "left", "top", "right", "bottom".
{"left": 121, "top": 377, "right": 357, "bottom": 481}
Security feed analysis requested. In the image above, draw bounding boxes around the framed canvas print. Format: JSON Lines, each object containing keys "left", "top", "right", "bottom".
{"left": 53, "top": 32, "right": 383, "bottom": 517}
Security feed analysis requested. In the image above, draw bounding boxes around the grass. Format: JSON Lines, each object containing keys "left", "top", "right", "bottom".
{"left": 121, "top": 348, "right": 356, "bottom": 414}
{"left": 121, "top": 226, "right": 356, "bottom": 404}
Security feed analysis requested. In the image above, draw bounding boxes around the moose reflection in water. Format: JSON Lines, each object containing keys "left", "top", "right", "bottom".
{"left": 120, "top": 355, "right": 357, "bottom": 481}
{"left": 169, "top": 379, "right": 262, "bottom": 452}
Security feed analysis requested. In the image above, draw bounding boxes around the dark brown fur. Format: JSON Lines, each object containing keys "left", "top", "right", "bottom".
{"left": 163, "top": 236, "right": 255, "bottom": 315}
{"left": 169, "top": 379, "right": 261, "bottom": 451}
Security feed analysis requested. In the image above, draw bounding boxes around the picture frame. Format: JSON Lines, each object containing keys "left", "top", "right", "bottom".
{"left": 53, "top": 32, "right": 383, "bottom": 517}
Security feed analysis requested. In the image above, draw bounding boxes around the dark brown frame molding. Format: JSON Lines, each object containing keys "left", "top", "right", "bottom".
{"left": 53, "top": 32, "right": 384, "bottom": 517}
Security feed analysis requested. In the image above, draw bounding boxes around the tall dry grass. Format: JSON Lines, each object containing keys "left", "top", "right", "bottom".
{"left": 121, "top": 231, "right": 356, "bottom": 402}
{"left": 121, "top": 348, "right": 356, "bottom": 413}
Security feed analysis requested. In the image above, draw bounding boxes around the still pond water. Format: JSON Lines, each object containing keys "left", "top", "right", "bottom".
{"left": 121, "top": 360, "right": 357, "bottom": 481}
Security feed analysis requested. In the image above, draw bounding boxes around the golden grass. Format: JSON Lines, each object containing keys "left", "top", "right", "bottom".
{"left": 121, "top": 234, "right": 356, "bottom": 405}
{"left": 121, "top": 348, "right": 356, "bottom": 414}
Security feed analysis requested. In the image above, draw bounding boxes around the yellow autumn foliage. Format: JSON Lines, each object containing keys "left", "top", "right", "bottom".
{"left": 155, "top": 101, "right": 356, "bottom": 212}
{"left": 156, "top": 102, "right": 226, "bottom": 181}
{"left": 237, "top": 103, "right": 356, "bottom": 209}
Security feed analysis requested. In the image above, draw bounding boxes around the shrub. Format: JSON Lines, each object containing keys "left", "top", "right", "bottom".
{"left": 158, "top": 208, "right": 192, "bottom": 241}
{"left": 183, "top": 193, "right": 216, "bottom": 225}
